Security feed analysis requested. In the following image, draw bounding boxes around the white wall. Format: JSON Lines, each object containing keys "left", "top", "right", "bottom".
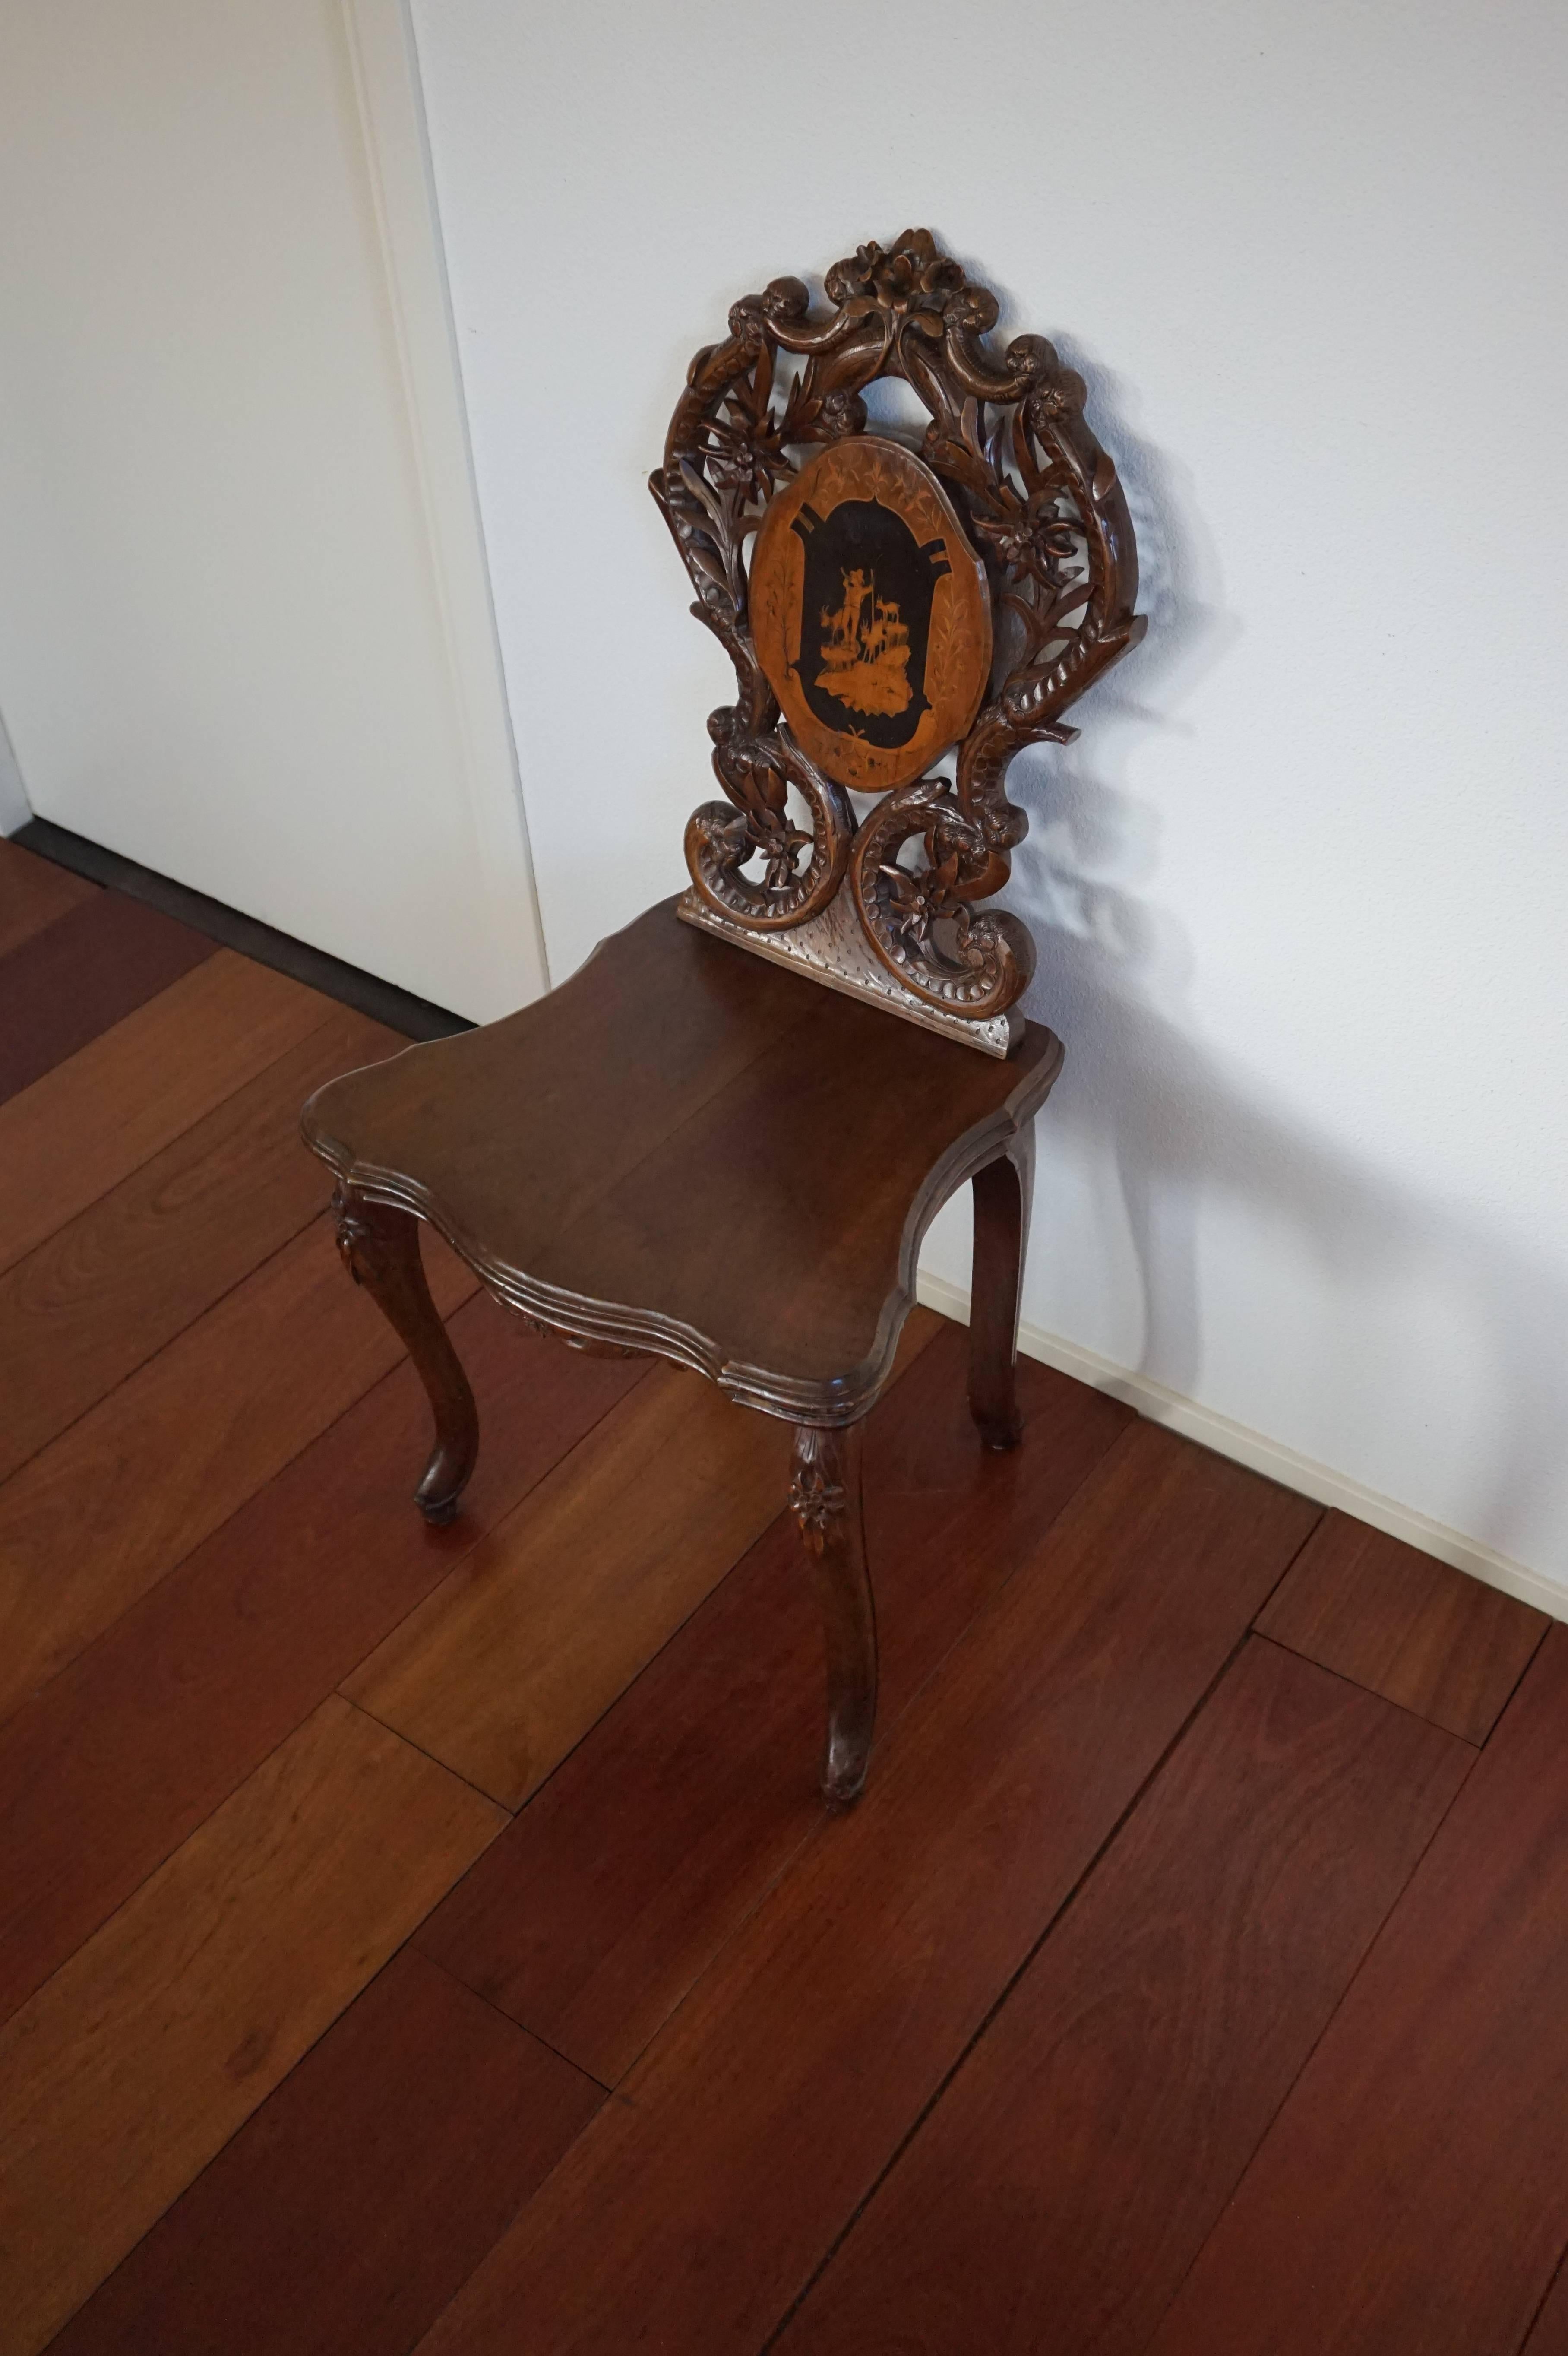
{"left": 410, "top": 0, "right": 1568, "bottom": 1599}
{"left": 0, "top": 0, "right": 545, "bottom": 1019}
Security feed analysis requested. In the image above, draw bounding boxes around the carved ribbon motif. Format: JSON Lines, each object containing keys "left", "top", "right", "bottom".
{"left": 652, "top": 229, "right": 1145, "bottom": 1025}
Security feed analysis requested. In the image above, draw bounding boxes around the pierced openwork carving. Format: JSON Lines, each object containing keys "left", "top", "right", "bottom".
{"left": 652, "top": 230, "right": 1144, "bottom": 1048}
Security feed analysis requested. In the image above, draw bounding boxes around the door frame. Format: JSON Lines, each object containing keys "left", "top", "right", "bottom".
{"left": 338, "top": 0, "right": 550, "bottom": 1015}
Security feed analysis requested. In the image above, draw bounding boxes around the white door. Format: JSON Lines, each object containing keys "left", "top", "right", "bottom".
{"left": 0, "top": 0, "right": 546, "bottom": 1021}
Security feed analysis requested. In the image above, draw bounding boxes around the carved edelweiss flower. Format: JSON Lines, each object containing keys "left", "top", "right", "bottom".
{"left": 702, "top": 411, "right": 789, "bottom": 506}
{"left": 1029, "top": 376, "right": 1085, "bottom": 422}
{"left": 879, "top": 849, "right": 964, "bottom": 952}
{"left": 749, "top": 804, "right": 811, "bottom": 890}
{"left": 972, "top": 491, "right": 1084, "bottom": 594}
{"left": 790, "top": 1459, "right": 846, "bottom": 1549}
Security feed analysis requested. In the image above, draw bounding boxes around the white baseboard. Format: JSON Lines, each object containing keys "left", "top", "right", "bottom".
{"left": 917, "top": 1267, "right": 1568, "bottom": 1625}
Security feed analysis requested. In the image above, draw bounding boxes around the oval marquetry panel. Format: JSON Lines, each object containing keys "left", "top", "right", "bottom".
{"left": 750, "top": 437, "right": 992, "bottom": 794}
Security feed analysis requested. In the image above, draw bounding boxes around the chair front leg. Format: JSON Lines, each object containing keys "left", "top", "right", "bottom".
{"left": 968, "top": 1127, "right": 1036, "bottom": 1451}
{"left": 333, "top": 1184, "right": 478, "bottom": 1524}
{"left": 790, "top": 1421, "right": 876, "bottom": 1805}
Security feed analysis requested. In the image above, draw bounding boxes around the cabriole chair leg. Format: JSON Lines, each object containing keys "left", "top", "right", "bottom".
{"left": 332, "top": 1185, "right": 478, "bottom": 1523}
{"left": 790, "top": 1420, "right": 876, "bottom": 1804}
{"left": 967, "top": 1128, "right": 1035, "bottom": 1451}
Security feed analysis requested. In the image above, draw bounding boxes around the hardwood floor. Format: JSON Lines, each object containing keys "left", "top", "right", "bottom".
{"left": 0, "top": 836, "right": 1559, "bottom": 2356}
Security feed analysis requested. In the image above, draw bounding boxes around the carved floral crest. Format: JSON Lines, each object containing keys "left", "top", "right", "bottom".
{"left": 651, "top": 230, "right": 1144, "bottom": 1038}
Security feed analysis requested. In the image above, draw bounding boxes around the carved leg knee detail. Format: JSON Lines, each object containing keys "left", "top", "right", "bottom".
{"left": 333, "top": 1184, "right": 479, "bottom": 1523}
{"left": 790, "top": 1421, "right": 876, "bottom": 1805}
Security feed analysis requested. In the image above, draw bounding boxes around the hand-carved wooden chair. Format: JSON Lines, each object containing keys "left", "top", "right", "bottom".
{"left": 302, "top": 231, "right": 1143, "bottom": 1801}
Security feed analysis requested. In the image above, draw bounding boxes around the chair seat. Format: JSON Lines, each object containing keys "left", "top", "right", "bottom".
{"left": 303, "top": 900, "right": 1061, "bottom": 1422}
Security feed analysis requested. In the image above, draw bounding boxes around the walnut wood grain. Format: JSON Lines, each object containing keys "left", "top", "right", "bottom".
{"left": 302, "top": 899, "right": 1060, "bottom": 1428}
{"left": 46, "top": 1949, "right": 601, "bottom": 2356}
{"left": 0, "top": 951, "right": 338, "bottom": 1274}
{"left": 777, "top": 1638, "right": 1470, "bottom": 2356}
{"left": 414, "top": 1327, "right": 1131, "bottom": 2087}
{"left": 0, "top": 1696, "right": 503, "bottom": 2356}
{"left": 0, "top": 1295, "right": 645, "bottom": 2029}
{"left": 407, "top": 1429, "right": 1319, "bottom": 2356}
{"left": 0, "top": 887, "right": 217, "bottom": 1107}
{"left": 0, "top": 1011, "right": 397, "bottom": 1486}
{"left": 652, "top": 229, "right": 1145, "bottom": 1029}
{"left": 1255, "top": 1510, "right": 1546, "bottom": 1743}
{"left": 1146, "top": 1627, "right": 1568, "bottom": 2356}
{"left": 0, "top": 1217, "right": 476, "bottom": 1724}
{"left": 0, "top": 837, "right": 98, "bottom": 960}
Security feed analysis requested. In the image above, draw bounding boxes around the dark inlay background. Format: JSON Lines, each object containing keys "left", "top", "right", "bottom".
{"left": 790, "top": 497, "right": 950, "bottom": 752}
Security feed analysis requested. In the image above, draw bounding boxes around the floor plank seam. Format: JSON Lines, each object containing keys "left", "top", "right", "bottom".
{"left": 1126, "top": 1717, "right": 1486, "bottom": 2355}
{"left": 337, "top": 1693, "right": 520, "bottom": 1818}
{"left": 402, "top": 1333, "right": 1118, "bottom": 2096}
{"left": 1245, "top": 1504, "right": 1331, "bottom": 1632}
{"left": 415, "top": 1947, "right": 615, "bottom": 2095}
{"left": 1479, "top": 1620, "right": 1553, "bottom": 1751}
{"left": 0, "top": 1685, "right": 426, "bottom": 2039}
{"left": 367, "top": 1316, "right": 942, "bottom": 1839}
{"left": 0, "top": 1232, "right": 446, "bottom": 1737}
{"left": 752, "top": 1599, "right": 1286, "bottom": 2356}
{"left": 319, "top": 1352, "right": 659, "bottom": 1706}
{"left": 0, "top": 1196, "right": 335, "bottom": 1495}
{"left": 1250, "top": 1628, "right": 1489, "bottom": 1747}
{"left": 27, "top": 1861, "right": 513, "bottom": 2346}
{"left": 1518, "top": 2242, "right": 1568, "bottom": 2354}
{"left": 0, "top": 1001, "right": 359, "bottom": 1279}
{"left": 22, "top": 890, "right": 1557, "bottom": 2353}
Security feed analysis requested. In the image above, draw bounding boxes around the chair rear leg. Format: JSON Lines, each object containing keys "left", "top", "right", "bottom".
{"left": 790, "top": 1421, "right": 876, "bottom": 1804}
{"left": 333, "top": 1184, "right": 478, "bottom": 1523}
{"left": 968, "top": 1127, "right": 1035, "bottom": 1450}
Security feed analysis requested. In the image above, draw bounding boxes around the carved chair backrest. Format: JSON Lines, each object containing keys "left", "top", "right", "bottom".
{"left": 654, "top": 230, "right": 1144, "bottom": 1058}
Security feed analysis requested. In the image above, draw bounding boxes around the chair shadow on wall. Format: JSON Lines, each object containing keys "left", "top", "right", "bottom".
{"left": 1001, "top": 336, "right": 1568, "bottom": 1575}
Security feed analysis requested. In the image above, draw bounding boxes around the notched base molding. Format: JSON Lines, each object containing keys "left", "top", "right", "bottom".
{"left": 677, "top": 887, "right": 1021, "bottom": 1059}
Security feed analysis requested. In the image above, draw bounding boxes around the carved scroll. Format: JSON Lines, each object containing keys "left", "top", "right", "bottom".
{"left": 653, "top": 230, "right": 1145, "bottom": 1040}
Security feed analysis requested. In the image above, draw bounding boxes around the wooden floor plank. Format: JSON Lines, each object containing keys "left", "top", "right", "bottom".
{"left": 45, "top": 1949, "right": 602, "bottom": 2356}
{"left": 1522, "top": 2255, "right": 1568, "bottom": 2353}
{"left": 0, "top": 1216, "right": 477, "bottom": 1723}
{"left": 416, "top": 1330, "right": 1132, "bottom": 2083}
{"left": 0, "top": 889, "right": 217, "bottom": 1106}
{"left": 408, "top": 1427, "right": 1321, "bottom": 2356}
{"left": 0, "top": 1696, "right": 503, "bottom": 2356}
{"left": 1256, "top": 1509, "right": 1546, "bottom": 1742}
{"left": 0, "top": 1008, "right": 399, "bottom": 1483}
{"left": 777, "top": 1637, "right": 1470, "bottom": 2356}
{"left": 1144, "top": 1626, "right": 1568, "bottom": 2356}
{"left": 0, "top": 839, "right": 98, "bottom": 960}
{"left": 344, "top": 1359, "right": 802, "bottom": 1808}
{"left": 0, "top": 951, "right": 345, "bottom": 1272}
{"left": 0, "top": 1295, "right": 646, "bottom": 2027}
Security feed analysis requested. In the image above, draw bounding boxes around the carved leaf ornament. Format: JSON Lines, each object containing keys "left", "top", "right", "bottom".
{"left": 652, "top": 230, "right": 1145, "bottom": 1030}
